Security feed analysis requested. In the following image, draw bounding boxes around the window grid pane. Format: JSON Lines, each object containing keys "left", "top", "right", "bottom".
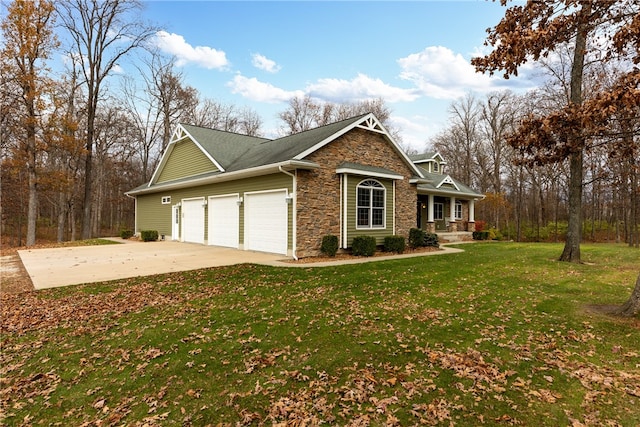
{"left": 357, "top": 208, "right": 370, "bottom": 226}
{"left": 372, "top": 208, "right": 384, "bottom": 226}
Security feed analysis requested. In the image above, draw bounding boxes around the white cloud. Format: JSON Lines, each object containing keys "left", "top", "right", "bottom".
{"left": 398, "top": 46, "right": 498, "bottom": 99}
{"left": 227, "top": 74, "right": 303, "bottom": 103}
{"left": 152, "top": 31, "right": 228, "bottom": 70}
{"left": 306, "top": 73, "right": 420, "bottom": 103}
{"left": 391, "top": 114, "right": 442, "bottom": 153}
{"left": 252, "top": 53, "right": 281, "bottom": 73}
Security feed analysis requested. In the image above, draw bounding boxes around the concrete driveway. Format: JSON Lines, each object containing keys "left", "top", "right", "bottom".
{"left": 18, "top": 239, "right": 285, "bottom": 290}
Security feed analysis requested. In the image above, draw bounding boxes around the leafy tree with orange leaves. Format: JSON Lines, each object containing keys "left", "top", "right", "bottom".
{"left": 474, "top": 1, "right": 639, "bottom": 315}
{"left": 1, "top": 0, "right": 58, "bottom": 246}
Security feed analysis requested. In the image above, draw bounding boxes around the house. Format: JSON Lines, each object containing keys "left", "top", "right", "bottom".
{"left": 125, "top": 113, "right": 483, "bottom": 258}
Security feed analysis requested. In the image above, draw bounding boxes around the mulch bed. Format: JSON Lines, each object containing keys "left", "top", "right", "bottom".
{"left": 283, "top": 246, "right": 441, "bottom": 264}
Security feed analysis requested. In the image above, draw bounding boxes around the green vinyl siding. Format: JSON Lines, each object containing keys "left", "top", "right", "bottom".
{"left": 135, "top": 173, "right": 293, "bottom": 250}
{"left": 345, "top": 176, "right": 394, "bottom": 247}
{"left": 156, "top": 139, "right": 218, "bottom": 183}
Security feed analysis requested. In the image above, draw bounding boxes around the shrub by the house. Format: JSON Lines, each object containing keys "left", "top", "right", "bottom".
{"left": 384, "top": 235, "right": 406, "bottom": 254}
{"left": 424, "top": 232, "right": 439, "bottom": 248}
{"left": 408, "top": 228, "right": 426, "bottom": 248}
{"left": 320, "top": 235, "right": 339, "bottom": 257}
{"left": 140, "top": 230, "right": 159, "bottom": 242}
{"left": 351, "top": 236, "right": 377, "bottom": 257}
{"left": 120, "top": 228, "right": 134, "bottom": 239}
{"left": 473, "top": 231, "right": 490, "bottom": 240}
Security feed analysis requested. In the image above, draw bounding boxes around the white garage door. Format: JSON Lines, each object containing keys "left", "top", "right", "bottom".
{"left": 182, "top": 198, "right": 205, "bottom": 244}
{"left": 208, "top": 195, "right": 239, "bottom": 248}
{"left": 245, "top": 190, "right": 288, "bottom": 255}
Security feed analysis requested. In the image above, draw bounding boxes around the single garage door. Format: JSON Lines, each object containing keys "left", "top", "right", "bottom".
{"left": 182, "top": 198, "right": 205, "bottom": 244}
{"left": 244, "top": 190, "right": 288, "bottom": 254}
{"left": 208, "top": 194, "right": 239, "bottom": 248}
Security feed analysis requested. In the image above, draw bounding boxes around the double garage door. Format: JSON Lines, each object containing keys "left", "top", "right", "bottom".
{"left": 180, "top": 191, "right": 287, "bottom": 255}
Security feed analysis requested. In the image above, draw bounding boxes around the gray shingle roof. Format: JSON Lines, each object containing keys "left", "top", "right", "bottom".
{"left": 409, "top": 152, "right": 437, "bottom": 162}
{"left": 416, "top": 166, "right": 482, "bottom": 197}
{"left": 180, "top": 124, "right": 269, "bottom": 170}
{"left": 223, "top": 114, "right": 369, "bottom": 171}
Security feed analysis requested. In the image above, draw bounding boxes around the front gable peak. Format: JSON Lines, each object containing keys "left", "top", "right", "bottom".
{"left": 436, "top": 175, "right": 460, "bottom": 191}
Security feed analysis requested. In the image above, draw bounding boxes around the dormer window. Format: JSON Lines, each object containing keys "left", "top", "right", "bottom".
{"left": 433, "top": 162, "right": 439, "bottom": 173}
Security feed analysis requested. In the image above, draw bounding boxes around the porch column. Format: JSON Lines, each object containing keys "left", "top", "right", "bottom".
{"left": 426, "top": 195, "right": 435, "bottom": 233}
{"left": 468, "top": 199, "right": 476, "bottom": 232}
{"left": 449, "top": 196, "right": 457, "bottom": 232}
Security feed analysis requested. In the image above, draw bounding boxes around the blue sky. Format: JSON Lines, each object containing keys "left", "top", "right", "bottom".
{"left": 139, "top": 1, "right": 535, "bottom": 151}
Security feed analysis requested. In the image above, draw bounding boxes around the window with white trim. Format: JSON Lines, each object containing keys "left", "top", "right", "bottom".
{"left": 434, "top": 202, "right": 444, "bottom": 220}
{"left": 161, "top": 196, "right": 171, "bottom": 205}
{"left": 356, "top": 179, "right": 385, "bottom": 228}
{"left": 455, "top": 201, "right": 462, "bottom": 220}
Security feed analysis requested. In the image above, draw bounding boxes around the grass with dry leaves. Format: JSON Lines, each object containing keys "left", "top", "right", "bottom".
{"left": 1, "top": 242, "right": 639, "bottom": 426}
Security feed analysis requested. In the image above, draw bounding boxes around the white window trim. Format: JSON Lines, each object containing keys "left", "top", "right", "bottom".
{"left": 434, "top": 202, "right": 444, "bottom": 220}
{"left": 161, "top": 196, "right": 171, "bottom": 204}
{"left": 455, "top": 201, "right": 463, "bottom": 220}
{"left": 356, "top": 179, "right": 386, "bottom": 230}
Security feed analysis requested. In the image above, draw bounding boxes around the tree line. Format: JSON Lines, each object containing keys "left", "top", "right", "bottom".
{"left": 431, "top": 88, "right": 639, "bottom": 248}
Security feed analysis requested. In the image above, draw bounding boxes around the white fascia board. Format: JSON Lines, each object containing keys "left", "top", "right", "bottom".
{"left": 127, "top": 160, "right": 320, "bottom": 196}
{"left": 436, "top": 175, "right": 460, "bottom": 191}
{"left": 417, "top": 187, "right": 483, "bottom": 199}
{"left": 179, "top": 126, "right": 226, "bottom": 172}
{"left": 148, "top": 124, "right": 226, "bottom": 187}
{"left": 335, "top": 167, "right": 404, "bottom": 181}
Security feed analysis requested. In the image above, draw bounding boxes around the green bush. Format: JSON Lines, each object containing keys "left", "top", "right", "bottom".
{"left": 384, "top": 235, "right": 406, "bottom": 253}
{"left": 140, "top": 230, "right": 159, "bottom": 242}
{"left": 424, "top": 232, "right": 439, "bottom": 248}
{"left": 473, "top": 231, "right": 490, "bottom": 240}
{"left": 408, "top": 228, "right": 426, "bottom": 248}
{"left": 351, "top": 235, "right": 377, "bottom": 257}
{"left": 488, "top": 227, "right": 503, "bottom": 241}
{"left": 320, "top": 234, "right": 339, "bottom": 257}
{"left": 120, "top": 228, "right": 134, "bottom": 239}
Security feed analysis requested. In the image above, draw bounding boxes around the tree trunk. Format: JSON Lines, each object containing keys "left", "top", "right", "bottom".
{"left": 560, "top": 150, "right": 583, "bottom": 262}
{"left": 559, "top": 2, "right": 589, "bottom": 263}
{"left": 616, "top": 272, "right": 640, "bottom": 317}
{"left": 26, "top": 122, "right": 38, "bottom": 247}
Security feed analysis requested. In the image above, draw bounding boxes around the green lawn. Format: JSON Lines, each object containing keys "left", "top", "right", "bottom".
{"left": 1, "top": 243, "right": 639, "bottom": 426}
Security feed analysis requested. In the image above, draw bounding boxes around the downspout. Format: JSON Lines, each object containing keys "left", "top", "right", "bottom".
{"left": 279, "top": 166, "right": 298, "bottom": 260}
{"left": 125, "top": 193, "right": 138, "bottom": 235}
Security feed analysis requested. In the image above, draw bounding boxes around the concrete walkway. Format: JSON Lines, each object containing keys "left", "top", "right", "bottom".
{"left": 18, "top": 238, "right": 465, "bottom": 290}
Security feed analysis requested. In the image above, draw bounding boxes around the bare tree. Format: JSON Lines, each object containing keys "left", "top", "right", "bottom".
{"left": 57, "top": 0, "right": 156, "bottom": 239}
{"left": 278, "top": 96, "right": 402, "bottom": 143}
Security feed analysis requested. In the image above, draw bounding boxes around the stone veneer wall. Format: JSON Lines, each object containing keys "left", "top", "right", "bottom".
{"left": 295, "top": 128, "right": 417, "bottom": 258}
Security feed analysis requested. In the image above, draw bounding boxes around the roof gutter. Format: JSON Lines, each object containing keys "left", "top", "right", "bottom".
{"left": 279, "top": 166, "right": 298, "bottom": 260}
{"left": 125, "top": 160, "right": 319, "bottom": 197}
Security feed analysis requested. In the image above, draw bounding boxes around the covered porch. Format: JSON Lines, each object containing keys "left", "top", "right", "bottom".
{"left": 416, "top": 194, "right": 478, "bottom": 233}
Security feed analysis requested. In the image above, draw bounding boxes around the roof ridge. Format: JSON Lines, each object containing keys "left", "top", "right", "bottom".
{"left": 270, "top": 113, "right": 370, "bottom": 142}
{"left": 180, "top": 122, "right": 271, "bottom": 141}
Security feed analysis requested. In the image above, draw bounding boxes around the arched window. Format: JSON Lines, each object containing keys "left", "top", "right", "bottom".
{"left": 356, "top": 179, "right": 385, "bottom": 228}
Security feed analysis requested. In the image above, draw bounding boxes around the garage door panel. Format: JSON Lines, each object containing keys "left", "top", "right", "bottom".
{"left": 245, "top": 191, "right": 287, "bottom": 255}
{"left": 182, "top": 198, "right": 205, "bottom": 244}
{"left": 208, "top": 195, "right": 239, "bottom": 248}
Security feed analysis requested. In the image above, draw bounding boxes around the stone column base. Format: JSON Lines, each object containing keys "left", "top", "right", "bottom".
{"left": 425, "top": 222, "right": 435, "bottom": 233}
{"left": 468, "top": 222, "right": 476, "bottom": 232}
{"left": 448, "top": 222, "right": 457, "bottom": 232}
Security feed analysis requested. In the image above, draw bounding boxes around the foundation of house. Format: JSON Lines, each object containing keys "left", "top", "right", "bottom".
{"left": 436, "top": 232, "right": 474, "bottom": 243}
